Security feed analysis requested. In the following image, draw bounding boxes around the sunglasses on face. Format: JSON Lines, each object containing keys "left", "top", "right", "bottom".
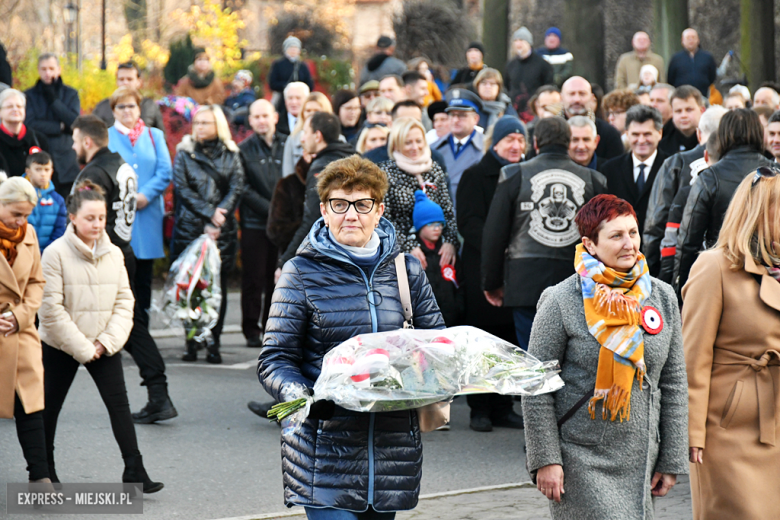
{"left": 328, "top": 198, "right": 376, "bottom": 214}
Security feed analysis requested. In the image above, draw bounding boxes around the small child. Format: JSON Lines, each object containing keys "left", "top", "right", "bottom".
{"left": 24, "top": 151, "right": 67, "bottom": 252}
{"left": 412, "top": 190, "right": 463, "bottom": 327}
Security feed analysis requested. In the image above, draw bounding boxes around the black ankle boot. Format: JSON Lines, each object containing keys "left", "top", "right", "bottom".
{"left": 122, "top": 455, "right": 164, "bottom": 494}
{"left": 181, "top": 339, "right": 197, "bottom": 361}
{"left": 132, "top": 384, "right": 179, "bottom": 424}
{"left": 206, "top": 340, "right": 222, "bottom": 364}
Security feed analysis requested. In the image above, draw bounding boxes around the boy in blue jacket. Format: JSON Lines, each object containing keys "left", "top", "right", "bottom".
{"left": 24, "top": 151, "right": 67, "bottom": 251}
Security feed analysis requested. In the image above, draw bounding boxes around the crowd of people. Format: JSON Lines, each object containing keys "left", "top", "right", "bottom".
{"left": 2, "top": 24, "right": 779, "bottom": 520}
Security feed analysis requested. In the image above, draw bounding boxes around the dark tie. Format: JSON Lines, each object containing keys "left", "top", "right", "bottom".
{"left": 455, "top": 141, "right": 462, "bottom": 155}
{"left": 637, "top": 163, "right": 646, "bottom": 193}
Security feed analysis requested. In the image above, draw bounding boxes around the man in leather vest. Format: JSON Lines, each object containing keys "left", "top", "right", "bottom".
{"left": 71, "top": 115, "right": 178, "bottom": 424}
{"left": 482, "top": 117, "right": 607, "bottom": 350}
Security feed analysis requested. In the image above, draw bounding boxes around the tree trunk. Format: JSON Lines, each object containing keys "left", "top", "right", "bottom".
{"left": 740, "top": 0, "right": 776, "bottom": 91}
{"left": 563, "top": 0, "right": 605, "bottom": 87}
{"left": 652, "top": 0, "right": 689, "bottom": 66}
{"left": 482, "top": 0, "right": 509, "bottom": 69}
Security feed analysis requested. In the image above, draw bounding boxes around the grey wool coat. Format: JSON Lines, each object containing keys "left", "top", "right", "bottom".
{"left": 522, "top": 274, "right": 689, "bottom": 520}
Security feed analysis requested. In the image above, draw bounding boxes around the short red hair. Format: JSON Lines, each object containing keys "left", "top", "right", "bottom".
{"left": 574, "top": 194, "right": 637, "bottom": 244}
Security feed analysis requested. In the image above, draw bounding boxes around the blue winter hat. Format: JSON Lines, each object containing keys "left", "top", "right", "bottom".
{"left": 545, "top": 27, "right": 562, "bottom": 41}
{"left": 413, "top": 190, "right": 445, "bottom": 231}
{"left": 491, "top": 115, "right": 527, "bottom": 145}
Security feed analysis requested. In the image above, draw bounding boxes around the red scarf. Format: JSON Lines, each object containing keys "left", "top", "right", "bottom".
{"left": 128, "top": 118, "right": 146, "bottom": 147}
{"left": 0, "top": 123, "right": 26, "bottom": 140}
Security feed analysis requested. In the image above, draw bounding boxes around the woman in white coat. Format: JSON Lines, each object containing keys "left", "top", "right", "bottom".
{"left": 38, "top": 179, "right": 163, "bottom": 493}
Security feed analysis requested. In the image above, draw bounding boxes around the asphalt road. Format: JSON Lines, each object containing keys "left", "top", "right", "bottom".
{"left": 1, "top": 323, "right": 530, "bottom": 520}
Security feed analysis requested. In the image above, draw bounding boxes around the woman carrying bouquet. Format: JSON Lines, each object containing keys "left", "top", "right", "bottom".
{"left": 39, "top": 180, "right": 162, "bottom": 492}
{"left": 172, "top": 105, "right": 244, "bottom": 363}
{"left": 259, "top": 155, "right": 444, "bottom": 519}
{"left": 523, "top": 194, "right": 688, "bottom": 519}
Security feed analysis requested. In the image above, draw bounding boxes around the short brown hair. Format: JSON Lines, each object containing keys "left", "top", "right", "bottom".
{"left": 109, "top": 86, "right": 142, "bottom": 111}
{"left": 317, "top": 155, "right": 389, "bottom": 204}
{"left": 474, "top": 68, "right": 504, "bottom": 92}
{"left": 671, "top": 85, "right": 704, "bottom": 107}
{"left": 72, "top": 115, "right": 108, "bottom": 148}
{"left": 66, "top": 178, "right": 106, "bottom": 215}
{"left": 602, "top": 89, "right": 640, "bottom": 112}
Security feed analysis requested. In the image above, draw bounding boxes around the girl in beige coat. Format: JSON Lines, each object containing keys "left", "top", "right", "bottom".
{"left": 39, "top": 180, "right": 163, "bottom": 493}
{"left": 0, "top": 177, "right": 49, "bottom": 484}
{"left": 682, "top": 168, "right": 780, "bottom": 519}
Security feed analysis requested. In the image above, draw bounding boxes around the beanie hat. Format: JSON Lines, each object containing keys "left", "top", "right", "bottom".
{"left": 427, "top": 100, "right": 448, "bottom": 121}
{"left": 512, "top": 27, "right": 533, "bottom": 46}
{"left": 377, "top": 36, "right": 395, "bottom": 49}
{"left": 466, "top": 42, "right": 485, "bottom": 56}
{"left": 283, "top": 36, "right": 302, "bottom": 53}
{"left": 413, "top": 190, "right": 445, "bottom": 231}
{"left": 545, "top": 27, "right": 562, "bottom": 41}
{"left": 491, "top": 115, "right": 527, "bottom": 144}
{"left": 235, "top": 69, "right": 253, "bottom": 84}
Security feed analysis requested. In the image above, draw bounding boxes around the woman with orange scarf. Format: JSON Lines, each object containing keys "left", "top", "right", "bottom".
{"left": 522, "top": 194, "right": 688, "bottom": 519}
{"left": 0, "top": 177, "right": 49, "bottom": 484}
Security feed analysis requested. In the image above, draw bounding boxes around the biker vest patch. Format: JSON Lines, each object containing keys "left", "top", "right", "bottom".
{"left": 527, "top": 169, "right": 585, "bottom": 248}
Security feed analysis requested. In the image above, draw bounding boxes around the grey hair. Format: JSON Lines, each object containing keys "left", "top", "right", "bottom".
{"left": 625, "top": 104, "right": 664, "bottom": 131}
{"left": 0, "top": 89, "right": 25, "bottom": 109}
{"left": 38, "top": 53, "right": 58, "bottom": 65}
{"left": 698, "top": 105, "right": 728, "bottom": 141}
{"left": 284, "top": 81, "right": 310, "bottom": 99}
{"left": 755, "top": 87, "right": 780, "bottom": 107}
{"left": 650, "top": 83, "right": 674, "bottom": 100}
{"left": 567, "top": 115, "right": 597, "bottom": 136}
{"left": 0, "top": 176, "right": 38, "bottom": 205}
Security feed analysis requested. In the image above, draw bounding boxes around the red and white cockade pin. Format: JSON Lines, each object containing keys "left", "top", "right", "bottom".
{"left": 641, "top": 306, "right": 663, "bottom": 334}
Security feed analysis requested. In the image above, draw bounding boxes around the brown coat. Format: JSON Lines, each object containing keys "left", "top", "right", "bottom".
{"left": 266, "top": 157, "right": 307, "bottom": 254}
{"left": 174, "top": 75, "right": 226, "bottom": 105}
{"left": 0, "top": 226, "right": 45, "bottom": 418}
{"left": 682, "top": 249, "right": 780, "bottom": 520}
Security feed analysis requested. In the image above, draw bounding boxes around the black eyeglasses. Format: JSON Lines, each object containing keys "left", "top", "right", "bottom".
{"left": 328, "top": 198, "right": 376, "bottom": 214}
{"left": 752, "top": 165, "right": 780, "bottom": 187}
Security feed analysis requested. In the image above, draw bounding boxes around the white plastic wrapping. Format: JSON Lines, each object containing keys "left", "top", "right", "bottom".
{"left": 274, "top": 326, "right": 564, "bottom": 429}
{"left": 162, "top": 234, "right": 222, "bottom": 345}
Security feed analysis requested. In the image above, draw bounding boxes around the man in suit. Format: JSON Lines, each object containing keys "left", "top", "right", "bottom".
{"left": 275, "top": 81, "right": 309, "bottom": 136}
{"left": 600, "top": 104, "right": 667, "bottom": 234}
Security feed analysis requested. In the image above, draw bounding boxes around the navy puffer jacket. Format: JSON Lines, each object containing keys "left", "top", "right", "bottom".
{"left": 258, "top": 217, "right": 445, "bottom": 512}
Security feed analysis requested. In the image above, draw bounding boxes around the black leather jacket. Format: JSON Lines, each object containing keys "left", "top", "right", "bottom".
{"left": 238, "top": 132, "right": 287, "bottom": 230}
{"left": 482, "top": 145, "right": 607, "bottom": 307}
{"left": 171, "top": 136, "right": 245, "bottom": 268}
{"left": 643, "top": 145, "right": 705, "bottom": 275}
{"left": 675, "top": 146, "right": 771, "bottom": 293}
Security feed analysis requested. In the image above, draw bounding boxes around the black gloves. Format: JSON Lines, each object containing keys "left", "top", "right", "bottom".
{"left": 306, "top": 388, "right": 336, "bottom": 421}
{"left": 41, "top": 82, "right": 57, "bottom": 104}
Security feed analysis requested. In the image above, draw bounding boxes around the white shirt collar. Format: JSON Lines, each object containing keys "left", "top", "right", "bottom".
{"left": 632, "top": 150, "right": 658, "bottom": 169}
{"left": 113, "top": 120, "right": 132, "bottom": 135}
{"left": 287, "top": 113, "right": 297, "bottom": 131}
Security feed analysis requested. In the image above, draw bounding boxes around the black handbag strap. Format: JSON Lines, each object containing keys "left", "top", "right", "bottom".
{"left": 557, "top": 389, "right": 594, "bottom": 429}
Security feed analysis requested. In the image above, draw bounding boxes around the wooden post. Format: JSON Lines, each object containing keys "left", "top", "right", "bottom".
{"left": 563, "top": 0, "right": 605, "bottom": 86}
{"left": 482, "top": 0, "right": 509, "bottom": 69}
{"left": 741, "top": 0, "right": 776, "bottom": 91}
{"left": 652, "top": 0, "right": 689, "bottom": 66}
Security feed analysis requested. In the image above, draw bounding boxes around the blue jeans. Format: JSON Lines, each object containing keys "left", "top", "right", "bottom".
{"left": 305, "top": 507, "right": 396, "bottom": 520}
{"left": 513, "top": 307, "right": 537, "bottom": 351}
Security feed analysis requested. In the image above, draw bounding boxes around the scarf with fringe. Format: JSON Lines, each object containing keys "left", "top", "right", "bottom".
{"left": 574, "top": 243, "right": 652, "bottom": 422}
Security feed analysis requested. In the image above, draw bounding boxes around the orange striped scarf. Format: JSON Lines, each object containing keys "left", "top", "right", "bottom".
{"left": 574, "top": 244, "right": 652, "bottom": 422}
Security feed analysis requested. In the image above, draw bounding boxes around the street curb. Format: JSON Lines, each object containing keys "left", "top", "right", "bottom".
{"left": 150, "top": 324, "right": 242, "bottom": 339}
{"left": 211, "top": 482, "right": 536, "bottom": 520}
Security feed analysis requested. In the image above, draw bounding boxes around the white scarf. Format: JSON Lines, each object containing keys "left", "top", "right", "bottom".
{"left": 393, "top": 147, "right": 432, "bottom": 175}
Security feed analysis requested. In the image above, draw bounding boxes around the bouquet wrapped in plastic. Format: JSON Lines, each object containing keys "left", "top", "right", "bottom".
{"left": 162, "top": 235, "right": 222, "bottom": 345}
{"left": 268, "top": 326, "right": 564, "bottom": 429}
